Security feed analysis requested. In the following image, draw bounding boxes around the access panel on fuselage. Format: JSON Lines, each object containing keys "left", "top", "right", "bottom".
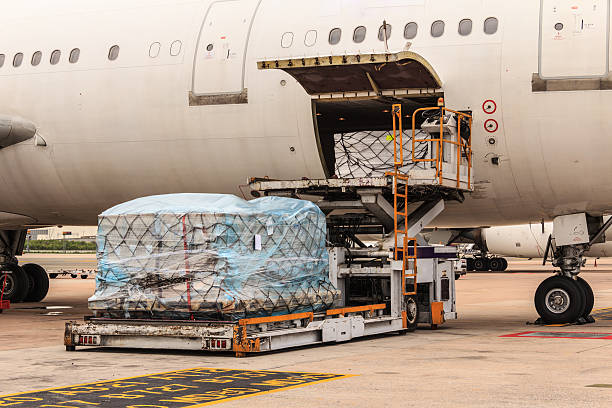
{"left": 539, "top": 0, "right": 610, "bottom": 78}
{"left": 192, "top": 0, "right": 260, "bottom": 95}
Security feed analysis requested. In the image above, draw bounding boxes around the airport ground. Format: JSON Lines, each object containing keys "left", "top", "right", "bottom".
{"left": 1, "top": 255, "right": 612, "bottom": 407}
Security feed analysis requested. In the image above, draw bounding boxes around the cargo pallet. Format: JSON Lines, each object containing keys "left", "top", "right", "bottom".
{"left": 65, "top": 244, "right": 457, "bottom": 357}
{"left": 64, "top": 102, "right": 471, "bottom": 356}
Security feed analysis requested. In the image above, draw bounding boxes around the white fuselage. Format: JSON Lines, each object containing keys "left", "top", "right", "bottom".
{"left": 1, "top": 0, "right": 611, "bottom": 228}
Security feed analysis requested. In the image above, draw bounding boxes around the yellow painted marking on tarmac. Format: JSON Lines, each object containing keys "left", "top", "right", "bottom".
{"left": 545, "top": 324, "right": 570, "bottom": 327}
{"left": 184, "top": 375, "right": 357, "bottom": 407}
{"left": 0, "top": 367, "right": 356, "bottom": 403}
{"left": 0, "top": 367, "right": 212, "bottom": 397}
{"left": 586, "top": 384, "right": 612, "bottom": 388}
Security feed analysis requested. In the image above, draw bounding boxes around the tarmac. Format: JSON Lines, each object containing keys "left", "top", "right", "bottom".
{"left": 1, "top": 254, "right": 612, "bottom": 407}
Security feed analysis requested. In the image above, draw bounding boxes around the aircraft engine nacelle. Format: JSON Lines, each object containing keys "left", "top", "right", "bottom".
{"left": 0, "top": 115, "right": 37, "bottom": 149}
{"left": 482, "top": 223, "right": 612, "bottom": 259}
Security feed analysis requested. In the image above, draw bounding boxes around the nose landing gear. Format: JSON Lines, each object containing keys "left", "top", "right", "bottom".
{"left": 534, "top": 213, "right": 609, "bottom": 324}
{"left": 534, "top": 275, "right": 592, "bottom": 324}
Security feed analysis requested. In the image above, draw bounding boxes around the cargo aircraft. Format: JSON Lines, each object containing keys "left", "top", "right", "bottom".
{"left": 1, "top": 0, "right": 611, "bottom": 324}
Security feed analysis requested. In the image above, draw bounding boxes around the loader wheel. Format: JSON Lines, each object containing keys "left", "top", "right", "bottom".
{"left": 405, "top": 296, "right": 418, "bottom": 332}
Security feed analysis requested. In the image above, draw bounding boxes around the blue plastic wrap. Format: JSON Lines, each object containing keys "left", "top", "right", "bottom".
{"left": 89, "top": 194, "right": 338, "bottom": 320}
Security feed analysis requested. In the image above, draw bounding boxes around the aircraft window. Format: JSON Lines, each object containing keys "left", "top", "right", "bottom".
{"left": 484, "top": 17, "right": 498, "bottom": 34}
{"left": 458, "top": 19, "right": 472, "bottom": 36}
{"left": 329, "top": 28, "right": 341, "bottom": 45}
{"left": 404, "top": 22, "right": 418, "bottom": 39}
{"left": 0, "top": 54, "right": 4, "bottom": 68}
{"left": 108, "top": 45, "right": 120, "bottom": 61}
{"left": 206, "top": 43, "right": 214, "bottom": 52}
{"left": 31, "top": 51, "right": 42, "bottom": 66}
{"left": 353, "top": 26, "right": 366, "bottom": 43}
{"left": 431, "top": 20, "right": 445, "bottom": 37}
{"left": 281, "top": 32, "right": 294, "bottom": 48}
{"left": 304, "top": 30, "right": 317, "bottom": 47}
{"left": 69, "top": 48, "right": 80, "bottom": 63}
{"left": 170, "top": 40, "right": 182, "bottom": 56}
{"left": 378, "top": 23, "right": 392, "bottom": 41}
{"left": 13, "top": 53, "right": 23, "bottom": 67}
{"left": 149, "top": 42, "right": 161, "bottom": 58}
{"left": 50, "top": 50, "right": 61, "bottom": 65}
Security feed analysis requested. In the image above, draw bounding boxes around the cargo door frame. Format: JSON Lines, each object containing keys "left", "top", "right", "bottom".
{"left": 258, "top": 51, "right": 444, "bottom": 177}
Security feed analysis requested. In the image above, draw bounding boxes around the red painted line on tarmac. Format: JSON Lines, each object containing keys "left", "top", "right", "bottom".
{"left": 501, "top": 331, "right": 612, "bottom": 340}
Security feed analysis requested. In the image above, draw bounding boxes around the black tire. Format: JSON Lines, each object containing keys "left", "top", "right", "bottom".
{"left": 22, "top": 263, "right": 50, "bottom": 302}
{"left": 535, "top": 275, "right": 585, "bottom": 324}
{"left": 466, "top": 258, "right": 475, "bottom": 271}
{"left": 49, "top": 273, "right": 58, "bottom": 279}
{"left": 0, "top": 264, "right": 30, "bottom": 302}
{"left": 500, "top": 258, "right": 508, "bottom": 271}
{"left": 70, "top": 274, "right": 77, "bottom": 279}
{"left": 576, "top": 277, "right": 594, "bottom": 318}
{"left": 405, "top": 296, "right": 418, "bottom": 332}
{"left": 474, "top": 258, "right": 489, "bottom": 271}
{"left": 80, "top": 274, "right": 88, "bottom": 279}
{"left": 489, "top": 258, "right": 503, "bottom": 271}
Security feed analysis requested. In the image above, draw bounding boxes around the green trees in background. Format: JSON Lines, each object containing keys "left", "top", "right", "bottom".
{"left": 26, "top": 240, "right": 96, "bottom": 251}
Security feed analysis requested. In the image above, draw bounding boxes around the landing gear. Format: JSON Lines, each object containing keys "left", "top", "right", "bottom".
{"left": 576, "top": 277, "right": 594, "bottom": 319}
{"left": 0, "top": 229, "right": 50, "bottom": 303}
{"left": 22, "top": 263, "right": 50, "bottom": 302}
{"left": 0, "top": 264, "right": 29, "bottom": 302}
{"left": 534, "top": 213, "right": 612, "bottom": 324}
{"left": 466, "top": 257, "right": 508, "bottom": 271}
{"left": 534, "top": 276, "right": 585, "bottom": 324}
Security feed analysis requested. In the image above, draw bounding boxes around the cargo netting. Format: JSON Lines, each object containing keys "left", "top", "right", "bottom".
{"left": 334, "top": 129, "right": 429, "bottom": 178}
{"left": 89, "top": 194, "right": 338, "bottom": 321}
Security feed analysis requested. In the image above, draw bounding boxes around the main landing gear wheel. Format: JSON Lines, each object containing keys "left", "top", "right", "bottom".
{"left": 534, "top": 276, "right": 585, "bottom": 324}
{"left": 500, "top": 258, "right": 508, "bottom": 271}
{"left": 576, "top": 277, "right": 594, "bottom": 319}
{"left": 488, "top": 258, "right": 503, "bottom": 271}
{"left": 405, "top": 296, "right": 418, "bottom": 332}
{"left": 22, "top": 263, "right": 50, "bottom": 302}
{"left": 0, "top": 264, "right": 30, "bottom": 303}
{"left": 474, "top": 258, "right": 489, "bottom": 271}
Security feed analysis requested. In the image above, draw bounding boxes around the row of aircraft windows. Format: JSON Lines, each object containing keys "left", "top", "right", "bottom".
{"left": 281, "top": 17, "right": 499, "bottom": 48}
{"left": 330, "top": 18, "right": 499, "bottom": 45}
{"left": 0, "top": 41, "right": 183, "bottom": 69}
{"left": 0, "top": 45, "right": 120, "bottom": 68}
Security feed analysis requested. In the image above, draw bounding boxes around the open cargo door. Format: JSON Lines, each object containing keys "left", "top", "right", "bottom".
{"left": 258, "top": 51, "right": 442, "bottom": 96}
{"left": 258, "top": 51, "right": 444, "bottom": 177}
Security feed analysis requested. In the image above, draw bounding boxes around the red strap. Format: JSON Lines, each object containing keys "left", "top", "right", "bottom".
{"left": 182, "top": 215, "right": 194, "bottom": 320}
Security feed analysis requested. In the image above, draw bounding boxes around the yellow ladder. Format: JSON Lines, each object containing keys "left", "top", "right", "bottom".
{"left": 390, "top": 104, "right": 417, "bottom": 296}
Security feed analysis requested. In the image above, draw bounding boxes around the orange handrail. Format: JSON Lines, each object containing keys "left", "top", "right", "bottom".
{"left": 388, "top": 104, "right": 418, "bottom": 296}
{"left": 411, "top": 105, "right": 473, "bottom": 189}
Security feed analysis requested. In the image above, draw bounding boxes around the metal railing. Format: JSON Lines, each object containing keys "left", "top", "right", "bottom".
{"left": 411, "top": 103, "right": 473, "bottom": 189}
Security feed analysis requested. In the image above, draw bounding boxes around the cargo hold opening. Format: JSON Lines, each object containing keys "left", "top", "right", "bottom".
{"left": 259, "top": 51, "right": 443, "bottom": 177}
